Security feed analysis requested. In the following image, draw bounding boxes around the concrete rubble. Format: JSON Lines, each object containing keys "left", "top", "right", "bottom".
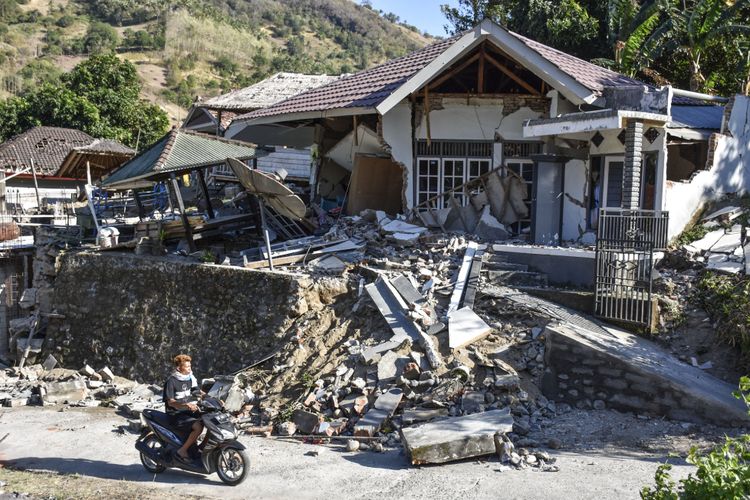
{"left": 681, "top": 204, "right": 748, "bottom": 275}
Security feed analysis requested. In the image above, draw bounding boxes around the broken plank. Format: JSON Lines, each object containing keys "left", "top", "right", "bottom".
{"left": 447, "top": 241, "right": 478, "bottom": 317}
{"left": 401, "top": 408, "right": 513, "bottom": 465}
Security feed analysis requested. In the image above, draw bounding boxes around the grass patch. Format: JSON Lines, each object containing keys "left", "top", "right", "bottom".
{"left": 675, "top": 223, "right": 709, "bottom": 247}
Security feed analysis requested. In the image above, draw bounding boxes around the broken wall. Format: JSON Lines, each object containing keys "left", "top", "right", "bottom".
{"left": 561, "top": 159, "right": 587, "bottom": 241}
{"left": 381, "top": 97, "right": 548, "bottom": 210}
{"left": 43, "top": 252, "right": 350, "bottom": 381}
{"left": 665, "top": 94, "right": 750, "bottom": 239}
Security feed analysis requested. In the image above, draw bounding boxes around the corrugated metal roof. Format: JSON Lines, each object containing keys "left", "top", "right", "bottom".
{"left": 236, "top": 22, "right": 652, "bottom": 124}
{"left": 102, "top": 129, "right": 256, "bottom": 187}
{"left": 668, "top": 105, "right": 724, "bottom": 130}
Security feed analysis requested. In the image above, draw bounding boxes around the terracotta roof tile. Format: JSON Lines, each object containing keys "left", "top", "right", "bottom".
{"left": 236, "top": 26, "right": 653, "bottom": 124}
{"left": 0, "top": 126, "right": 95, "bottom": 175}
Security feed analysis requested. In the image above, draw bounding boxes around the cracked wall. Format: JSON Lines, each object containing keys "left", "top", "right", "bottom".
{"left": 664, "top": 94, "right": 750, "bottom": 239}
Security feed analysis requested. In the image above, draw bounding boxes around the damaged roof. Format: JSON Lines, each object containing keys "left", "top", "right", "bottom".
{"left": 0, "top": 126, "right": 95, "bottom": 176}
{"left": 57, "top": 139, "right": 136, "bottom": 180}
{"left": 233, "top": 20, "right": 648, "bottom": 125}
{"left": 196, "top": 73, "right": 342, "bottom": 112}
{"left": 102, "top": 129, "right": 257, "bottom": 188}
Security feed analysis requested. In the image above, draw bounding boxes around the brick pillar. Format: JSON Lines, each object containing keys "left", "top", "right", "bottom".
{"left": 622, "top": 120, "right": 643, "bottom": 210}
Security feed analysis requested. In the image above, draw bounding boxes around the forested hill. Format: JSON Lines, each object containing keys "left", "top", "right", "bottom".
{"left": 0, "top": 0, "right": 433, "bottom": 125}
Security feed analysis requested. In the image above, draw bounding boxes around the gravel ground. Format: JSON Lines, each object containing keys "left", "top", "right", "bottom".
{"left": 0, "top": 406, "right": 706, "bottom": 500}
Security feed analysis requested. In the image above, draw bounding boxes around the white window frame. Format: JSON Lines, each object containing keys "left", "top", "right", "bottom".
{"left": 416, "top": 157, "right": 441, "bottom": 206}
{"left": 415, "top": 153, "right": 492, "bottom": 209}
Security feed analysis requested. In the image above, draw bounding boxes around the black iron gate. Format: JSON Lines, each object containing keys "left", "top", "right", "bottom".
{"left": 594, "top": 238, "right": 654, "bottom": 327}
{"left": 594, "top": 209, "right": 668, "bottom": 328}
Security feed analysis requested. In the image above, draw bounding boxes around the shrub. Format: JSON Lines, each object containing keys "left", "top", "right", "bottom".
{"left": 695, "top": 272, "right": 750, "bottom": 359}
{"left": 641, "top": 377, "right": 750, "bottom": 500}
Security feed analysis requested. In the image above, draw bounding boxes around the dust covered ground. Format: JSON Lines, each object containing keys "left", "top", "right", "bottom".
{"left": 0, "top": 405, "right": 720, "bottom": 500}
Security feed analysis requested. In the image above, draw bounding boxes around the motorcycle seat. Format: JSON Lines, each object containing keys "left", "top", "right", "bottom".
{"left": 142, "top": 409, "right": 174, "bottom": 429}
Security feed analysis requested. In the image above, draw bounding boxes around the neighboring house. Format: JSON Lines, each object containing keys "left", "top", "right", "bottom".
{"left": 225, "top": 20, "right": 750, "bottom": 245}
{"left": 183, "top": 73, "right": 340, "bottom": 183}
{"left": 0, "top": 126, "right": 134, "bottom": 212}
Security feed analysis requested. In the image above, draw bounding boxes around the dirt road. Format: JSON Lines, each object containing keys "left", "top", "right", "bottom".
{"left": 0, "top": 406, "right": 694, "bottom": 499}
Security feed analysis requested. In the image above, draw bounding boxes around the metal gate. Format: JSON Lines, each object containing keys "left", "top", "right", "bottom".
{"left": 594, "top": 238, "right": 654, "bottom": 327}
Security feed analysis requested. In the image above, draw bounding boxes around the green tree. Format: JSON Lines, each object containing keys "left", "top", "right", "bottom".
{"left": 0, "top": 54, "right": 168, "bottom": 149}
{"left": 668, "top": 0, "right": 750, "bottom": 91}
{"left": 81, "top": 21, "right": 119, "bottom": 54}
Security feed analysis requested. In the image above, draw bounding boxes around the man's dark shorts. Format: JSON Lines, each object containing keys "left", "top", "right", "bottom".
{"left": 171, "top": 411, "right": 201, "bottom": 431}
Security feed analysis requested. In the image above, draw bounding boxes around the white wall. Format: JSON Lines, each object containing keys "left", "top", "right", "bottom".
{"left": 326, "top": 125, "right": 386, "bottom": 172}
{"left": 381, "top": 101, "right": 413, "bottom": 208}
{"left": 562, "top": 159, "right": 587, "bottom": 241}
{"left": 664, "top": 95, "right": 750, "bottom": 239}
{"left": 381, "top": 97, "right": 545, "bottom": 210}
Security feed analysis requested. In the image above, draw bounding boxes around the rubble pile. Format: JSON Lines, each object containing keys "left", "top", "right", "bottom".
{"left": 0, "top": 360, "right": 161, "bottom": 411}
{"left": 680, "top": 205, "right": 749, "bottom": 275}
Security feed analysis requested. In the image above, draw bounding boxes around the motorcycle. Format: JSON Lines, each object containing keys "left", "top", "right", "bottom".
{"left": 135, "top": 396, "right": 249, "bottom": 486}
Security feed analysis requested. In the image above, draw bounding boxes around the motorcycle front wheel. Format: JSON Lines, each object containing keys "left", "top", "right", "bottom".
{"left": 139, "top": 434, "right": 166, "bottom": 473}
{"left": 216, "top": 446, "right": 249, "bottom": 486}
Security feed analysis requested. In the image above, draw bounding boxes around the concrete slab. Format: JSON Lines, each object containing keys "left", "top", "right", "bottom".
{"left": 689, "top": 229, "right": 725, "bottom": 252}
{"left": 706, "top": 253, "right": 743, "bottom": 274}
{"left": 381, "top": 220, "right": 427, "bottom": 235}
{"left": 702, "top": 206, "right": 742, "bottom": 221}
{"left": 401, "top": 407, "right": 449, "bottom": 425}
{"left": 373, "top": 388, "right": 403, "bottom": 413}
{"left": 401, "top": 408, "right": 514, "bottom": 465}
{"left": 709, "top": 232, "right": 742, "bottom": 254}
{"left": 474, "top": 206, "right": 508, "bottom": 241}
{"left": 448, "top": 307, "right": 492, "bottom": 349}
{"left": 448, "top": 242, "right": 478, "bottom": 317}
{"left": 745, "top": 243, "right": 750, "bottom": 275}
{"left": 361, "top": 340, "right": 404, "bottom": 364}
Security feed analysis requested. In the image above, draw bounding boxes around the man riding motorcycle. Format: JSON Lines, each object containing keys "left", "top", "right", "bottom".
{"left": 163, "top": 354, "right": 204, "bottom": 461}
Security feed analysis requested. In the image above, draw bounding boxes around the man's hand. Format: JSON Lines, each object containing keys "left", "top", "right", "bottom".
{"left": 186, "top": 402, "right": 199, "bottom": 412}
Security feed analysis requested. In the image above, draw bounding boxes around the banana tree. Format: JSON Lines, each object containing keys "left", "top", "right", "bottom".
{"left": 670, "top": 0, "right": 750, "bottom": 91}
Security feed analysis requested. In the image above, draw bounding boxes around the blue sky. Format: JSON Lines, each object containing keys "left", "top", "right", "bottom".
{"left": 362, "top": 0, "right": 460, "bottom": 36}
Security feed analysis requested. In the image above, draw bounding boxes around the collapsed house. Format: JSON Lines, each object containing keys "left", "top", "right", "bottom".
{"left": 224, "top": 20, "right": 749, "bottom": 246}
{"left": 182, "top": 72, "right": 340, "bottom": 184}
{"left": 0, "top": 126, "right": 134, "bottom": 213}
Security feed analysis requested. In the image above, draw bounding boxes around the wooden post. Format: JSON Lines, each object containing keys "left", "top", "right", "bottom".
{"left": 169, "top": 173, "right": 196, "bottom": 252}
{"left": 196, "top": 169, "right": 215, "bottom": 219}
{"left": 478, "top": 45, "right": 485, "bottom": 94}
{"left": 353, "top": 116, "right": 359, "bottom": 146}
{"left": 29, "top": 158, "right": 42, "bottom": 212}
{"left": 424, "top": 87, "right": 431, "bottom": 147}
{"left": 86, "top": 160, "right": 93, "bottom": 186}
{"left": 84, "top": 184, "right": 101, "bottom": 234}
{"left": 258, "top": 199, "right": 274, "bottom": 271}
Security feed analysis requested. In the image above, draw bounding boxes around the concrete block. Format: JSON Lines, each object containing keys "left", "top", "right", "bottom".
{"left": 448, "top": 307, "right": 491, "bottom": 350}
{"left": 401, "top": 408, "right": 514, "bottom": 465}
{"left": 474, "top": 206, "right": 509, "bottom": 241}
{"left": 44, "top": 379, "right": 88, "bottom": 404}
{"left": 353, "top": 408, "right": 390, "bottom": 437}
{"left": 98, "top": 367, "right": 114, "bottom": 382}
{"left": 401, "top": 408, "right": 449, "bottom": 425}
{"left": 79, "top": 365, "right": 96, "bottom": 377}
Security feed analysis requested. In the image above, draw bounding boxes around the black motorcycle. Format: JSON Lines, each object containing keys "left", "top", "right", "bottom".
{"left": 135, "top": 397, "right": 249, "bottom": 486}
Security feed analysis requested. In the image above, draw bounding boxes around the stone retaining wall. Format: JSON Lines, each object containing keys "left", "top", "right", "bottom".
{"left": 42, "top": 250, "right": 350, "bottom": 382}
{"left": 541, "top": 323, "right": 749, "bottom": 427}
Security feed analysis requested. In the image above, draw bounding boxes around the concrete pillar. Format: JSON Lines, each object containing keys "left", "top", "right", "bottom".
{"left": 622, "top": 120, "right": 644, "bottom": 210}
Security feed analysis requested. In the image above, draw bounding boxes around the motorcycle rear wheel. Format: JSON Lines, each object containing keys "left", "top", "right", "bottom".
{"left": 216, "top": 446, "right": 249, "bottom": 486}
{"left": 140, "top": 434, "right": 166, "bottom": 473}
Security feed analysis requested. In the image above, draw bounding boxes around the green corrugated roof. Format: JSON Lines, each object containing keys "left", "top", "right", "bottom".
{"left": 102, "top": 129, "right": 256, "bottom": 188}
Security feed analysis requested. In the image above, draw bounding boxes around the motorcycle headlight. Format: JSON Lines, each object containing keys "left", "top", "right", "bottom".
{"left": 220, "top": 427, "right": 237, "bottom": 440}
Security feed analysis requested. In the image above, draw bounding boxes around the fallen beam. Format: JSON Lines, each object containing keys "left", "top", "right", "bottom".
{"left": 448, "top": 242, "right": 478, "bottom": 317}
{"left": 448, "top": 306, "right": 492, "bottom": 349}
